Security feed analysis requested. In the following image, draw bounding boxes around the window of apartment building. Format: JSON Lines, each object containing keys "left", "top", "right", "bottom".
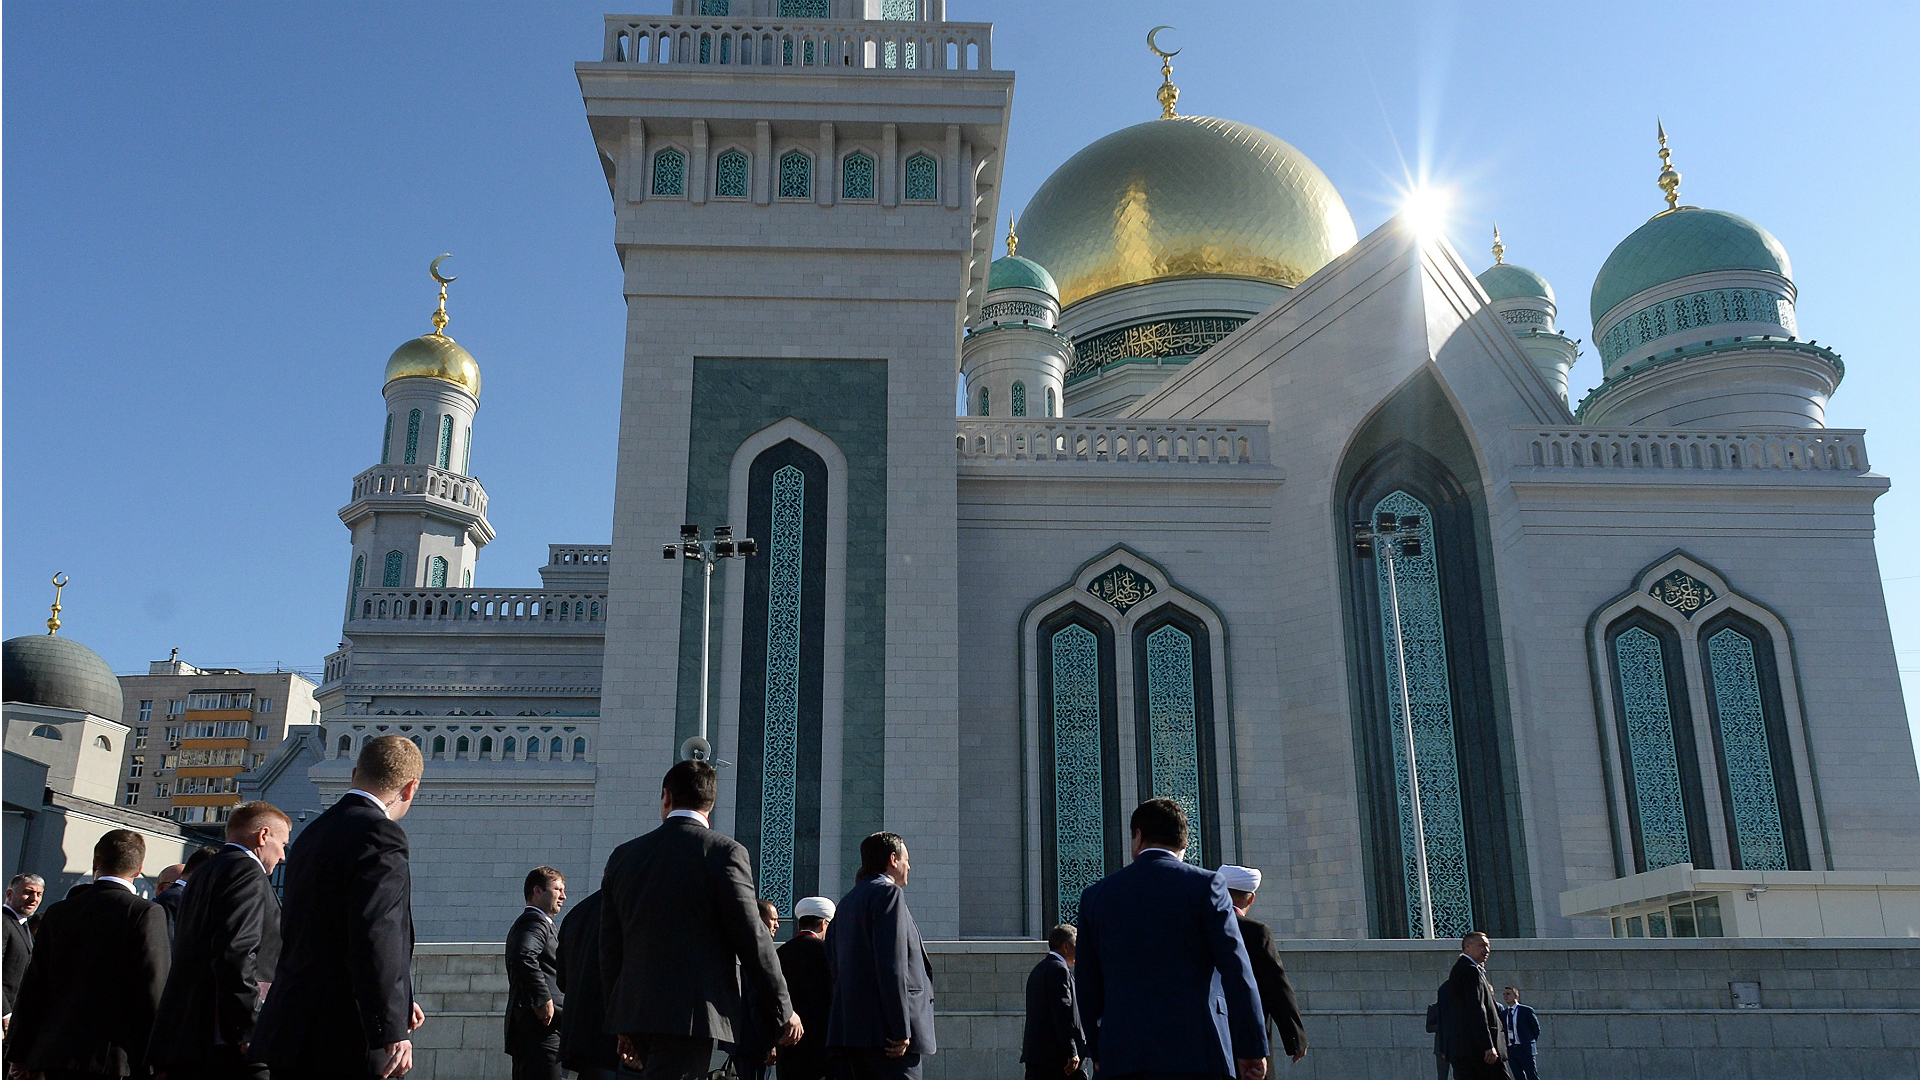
{"left": 129, "top": 755, "right": 145, "bottom": 778}
{"left": 155, "top": 781, "right": 171, "bottom": 798}
{"left": 178, "top": 748, "right": 248, "bottom": 767}
{"left": 162, "top": 753, "right": 179, "bottom": 769}
{"left": 187, "top": 691, "right": 253, "bottom": 711}
{"left": 168, "top": 700, "right": 185, "bottom": 716}
{"left": 256, "top": 698, "right": 273, "bottom": 714}
{"left": 182, "top": 720, "right": 251, "bottom": 739}
{"left": 166, "top": 726, "right": 182, "bottom": 744}
{"left": 252, "top": 752, "right": 266, "bottom": 768}
{"left": 135, "top": 727, "right": 149, "bottom": 749}
{"left": 253, "top": 725, "right": 268, "bottom": 741}
{"left": 123, "top": 783, "right": 139, "bottom": 806}
{"left": 138, "top": 700, "right": 153, "bottom": 723}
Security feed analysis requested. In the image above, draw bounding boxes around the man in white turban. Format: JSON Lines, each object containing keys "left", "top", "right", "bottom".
{"left": 1218, "top": 866, "right": 1308, "bottom": 1067}
{"left": 776, "top": 898, "right": 836, "bottom": 1080}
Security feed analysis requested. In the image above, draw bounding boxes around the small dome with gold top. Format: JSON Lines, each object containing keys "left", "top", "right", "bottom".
{"left": 384, "top": 255, "right": 481, "bottom": 399}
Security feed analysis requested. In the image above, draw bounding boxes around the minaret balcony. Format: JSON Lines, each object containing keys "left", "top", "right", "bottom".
{"left": 596, "top": 14, "right": 995, "bottom": 74}
{"left": 342, "top": 463, "right": 494, "bottom": 542}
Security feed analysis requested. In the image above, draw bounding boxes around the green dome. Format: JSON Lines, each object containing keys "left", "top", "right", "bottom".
{"left": 1590, "top": 208, "right": 1791, "bottom": 325}
{"left": 1478, "top": 263, "right": 1555, "bottom": 306}
{"left": 988, "top": 255, "right": 1058, "bottom": 298}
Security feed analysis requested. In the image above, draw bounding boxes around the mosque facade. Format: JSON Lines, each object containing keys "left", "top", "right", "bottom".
{"left": 310, "top": 1, "right": 1920, "bottom": 943}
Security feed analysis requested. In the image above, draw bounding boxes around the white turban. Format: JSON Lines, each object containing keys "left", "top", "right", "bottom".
{"left": 1218, "top": 865, "right": 1262, "bottom": 895}
{"left": 794, "top": 896, "right": 837, "bottom": 921}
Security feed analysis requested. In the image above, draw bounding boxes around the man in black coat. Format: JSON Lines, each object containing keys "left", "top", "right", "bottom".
{"left": 1219, "top": 865, "right": 1308, "bottom": 1067}
{"left": 2, "top": 871, "right": 44, "bottom": 1036}
{"left": 5, "top": 830, "right": 170, "bottom": 1079}
{"left": 253, "top": 735, "right": 425, "bottom": 1080}
{"left": 1425, "top": 980, "right": 1451, "bottom": 1080}
{"left": 600, "top": 760, "right": 800, "bottom": 1080}
{"left": 1020, "top": 925, "right": 1086, "bottom": 1080}
{"left": 507, "top": 866, "right": 569, "bottom": 1080}
{"left": 148, "top": 802, "right": 292, "bottom": 1080}
{"left": 556, "top": 888, "right": 624, "bottom": 1080}
{"left": 826, "top": 831, "right": 936, "bottom": 1080}
{"left": 1442, "top": 932, "right": 1509, "bottom": 1080}
{"left": 775, "top": 896, "right": 836, "bottom": 1080}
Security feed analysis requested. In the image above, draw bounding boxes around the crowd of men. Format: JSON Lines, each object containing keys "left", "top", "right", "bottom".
{"left": 0, "top": 734, "right": 1542, "bottom": 1080}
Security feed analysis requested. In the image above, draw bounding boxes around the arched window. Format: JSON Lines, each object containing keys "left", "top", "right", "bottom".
{"left": 465, "top": 569, "right": 473, "bottom": 588}
{"left": 429, "top": 556, "right": 449, "bottom": 589}
{"left": 95, "top": 734, "right": 112, "bottom": 750}
{"left": 652, "top": 148, "right": 687, "bottom": 196}
{"left": 1039, "top": 607, "right": 1119, "bottom": 926}
{"left": 978, "top": 386, "right": 989, "bottom": 416}
{"left": 30, "top": 724, "right": 61, "bottom": 740}
{"left": 1010, "top": 381, "right": 1027, "bottom": 417}
{"left": 1133, "top": 609, "right": 1218, "bottom": 867}
{"left": 778, "top": 150, "right": 812, "bottom": 199}
{"left": 1605, "top": 613, "right": 1711, "bottom": 872}
{"left": 353, "top": 554, "right": 365, "bottom": 590}
{"left": 436, "top": 414, "right": 453, "bottom": 469}
{"left": 590, "top": 601, "right": 599, "bottom": 619}
{"left": 432, "top": 735, "right": 446, "bottom": 755}
{"left": 504, "top": 736, "right": 517, "bottom": 756}
{"left": 456, "top": 735, "right": 470, "bottom": 755}
{"left": 1700, "top": 614, "right": 1808, "bottom": 870}
{"left": 903, "top": 153, "right": 938, "bottom": 201}
{"left": 404, "top": 409, "right": 422, "bottom": 464}
{"left": 381, "top": 413, "right": 393, "bottom": 464}
{"left": 841, "top": 152, "right": 875, "bottom": 200}
{"left": 573, "top": 736, "right": 587, "bottom": 756}
{"left": 480, "top": 735, "right": 494, "bottom": 754}
{"left": 1046, "top": 387, "right": 1057, "bottom": 417}
{"left": 715, "top": 149, "right": 750, "bottom": 198}
{"left": 383, "top": 551, "right": 405, "bottom": 587}
{"left": 337, "top": 734, "right": 351, "bottom": 755}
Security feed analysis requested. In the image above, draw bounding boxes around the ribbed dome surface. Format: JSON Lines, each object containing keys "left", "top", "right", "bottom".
{"left": 1591, "top": 208, "right": 1791, "bottom": 324}
{"left": 3, "top": 634, "right": 122, "bottom": 723}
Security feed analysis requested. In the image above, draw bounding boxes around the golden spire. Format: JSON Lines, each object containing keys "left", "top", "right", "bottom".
{"left": 46, "top": 573, "right": 67, "bottom": 635}
{"left": 1147, "top": 26, "right": 1181, "bottom": 119}
{"left": 1655, "top": 119, "right": 1682, "bottom": 213}
{"left": 1006, "top": 217, "right": 1018, "bottom": 257}
{"left": 1491, "top": 223, "right": 1505, "bottom": 265}
{"left": 428, "top": 254, "right": 458, "bottom": 336}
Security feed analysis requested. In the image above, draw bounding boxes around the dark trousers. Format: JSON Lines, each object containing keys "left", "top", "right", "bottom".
{"left": 1509, "top": 1045, "right": 1538, "bottom": 1080}
{"left": 1435, "top": 1052, "right": 1452, "bottom": 1080}
{"left": 160, "top": 1056, "right": 272, "bottom": 1080}
{"left": 511, "top": 1035, "right": 565, "bottom": 1080}
{"left": 632, "top": 1033, "right": 717, "bottom": 1080}
{"left": 839, "top": 1047, "right": 922, "bottom": 1080}
{"left": 1026, "top": 1064, "right": 1086, "bottom": 1080}
{"left": 777, "top": 1047, "right": 832, "bottom": 1080}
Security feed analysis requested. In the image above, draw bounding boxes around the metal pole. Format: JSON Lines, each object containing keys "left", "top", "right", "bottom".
{"left": 1385, "top": 550, "right": 1437, "bottom": 940}
{"left": 698, "top": 553, "right": 715, "bottom": 749}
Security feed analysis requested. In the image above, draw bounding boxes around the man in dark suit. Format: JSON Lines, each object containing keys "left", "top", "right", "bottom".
{"left": 1425, "top": 980, "right": 1451, "bottom": 1080}
{"left": 2, "top": 871, "right": 44, "bottom": 1037}
{"left": 155, "top": 846, "right": 224, "bottom": 940}
{"left": 253, "top": 735, "right": 425, "bottom": 1080}
{"left": 507, "top": 866, "right": 568, "bottom": 1080}
{"left": 556, "top": 888, "right": 626, "bottom": 1080}
{"left": 600, "top": 759, "right": 800, "bottom": 1080}
{"left": 1218, "top": 865, "right": 1307, "bottom": 1067}
{"left": 1499, "top": 987, "right": 1539, "bottom": 1080}
{"left": 1441, "top": 932, "right": 1508, "bottom": 1080}
{"left": 1020, "top": 925, "right": 1086, "bottom": 1080}
{"left": 776, "top": 896, "right": 835, "bottom": 1080}
{"left": 734, "top": 899, "right": 783, "bottom": 1080}
{"left": 1075, "top": 798, "right": 1268, "bottom": 1080}
{"left": 826, "top": 831, "right": 935, "bottom": 1080}
{"left": 148, "top": 801, "right": 292, "bottom": 1080}
{"left": 5, "top": 829, "right": 170, "bottom": 1079}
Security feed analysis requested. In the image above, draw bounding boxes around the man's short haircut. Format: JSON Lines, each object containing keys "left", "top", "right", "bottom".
{"left": 859, "top": 831, "right": 907, "bottom": 878}
{"left": 1228, "top": 889, "right": 1255, "bottom": 908}
{"left": 183, "top": 845, "right": 221, "bottom": 877}
{"left": 662, "top": 759, "right": 718, "bottom": 812}
{"left": 354, "top": 734, "right": 425, "bottom": 793}
{"left": 797, "top": 915, "right": 827, "bottom": 933}
{"left": 524, "top": 866, "right": 564, "bottom": 900}
{"left": 8, "top": 873, "right": 44, "bottom": 891}
{"left": 1503, "top": 985, "right": 1520, "bottom": 995}
{"left": 1047, "top": 924, "right": 1077, "bottom": 951}
{"left": 226, "top": 801, "right": 291, "bottom": 842}
{"left": 94, "top": 829, "right": 146, "bottom": 878}
{"left": 1129, "top": 797, "right": 1189, "bottom": 851}
{"left": 1462, "top": 930, "right": 1491, "bottom": 949}
{"left": 757, "top": 898, "right": 779, "bottom": 922}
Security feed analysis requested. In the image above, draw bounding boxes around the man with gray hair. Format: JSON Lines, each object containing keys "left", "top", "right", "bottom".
{"left": 1021, "top": 924, "right": 1086, "bottom": 1079}
{"left": 2, "top": 872, "right": 44, "bottom": 1035}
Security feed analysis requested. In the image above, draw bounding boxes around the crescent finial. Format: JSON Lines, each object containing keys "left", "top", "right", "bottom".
{"left": 430, "top": 254, "right": 457, "bottom": 285}
{"left": 1147, "top": 27, "right": 1181, "bottom": 119}
{"left": 1147, "top": 25, "right": 1180, "bottom": 59}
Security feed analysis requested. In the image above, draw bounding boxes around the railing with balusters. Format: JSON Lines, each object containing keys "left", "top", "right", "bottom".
{"left": 598, "top": 14, "right": 994, "bottom": 73}
{"left": 325, "top": 719, "right": 597, "bottom": 765}
{"left": 545, "top": 545, "right": 611, "bottom": 568}
{"left": 351, "top": 589, "right": 606, "bottom": 627}
{"left": 1514, "top": 427, "right": 1869, "bottom": 473}
{"left": 350, "top": 464, "right": 488, "bottom": 517}
{"left": 956, "top": 420, "right": 1270, "bottom": 466}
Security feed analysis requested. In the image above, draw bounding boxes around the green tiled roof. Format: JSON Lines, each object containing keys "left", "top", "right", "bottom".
{"left": 1478, "top": 263, "right": 1555, "bottom": 305}
{"left": 988, "top": 255, "right": 1058, "bottom": 298}
{"left": 1590, "top": 208, "right": 1790, "bottom": 325}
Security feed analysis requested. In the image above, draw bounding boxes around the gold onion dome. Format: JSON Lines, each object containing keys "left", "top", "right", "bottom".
{"left": 384, "top": 255, "right": 481, "bottom": 398}
{"left": 1014, "top": 116, "right": 1357, "bottom": 309}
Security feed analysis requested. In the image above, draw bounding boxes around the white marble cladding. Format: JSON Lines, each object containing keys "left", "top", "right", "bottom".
{"left": 1515, "top": 427, "right": 1868, "bottom": 472}
{"left": 349, "top": 463, "right": 489, "bottom": 519}
{"left": 956, "top": 419, "right": 1270, "bottom": 466}
{"left": 349, "top": 588, "right": 607, "bottom": 627}
{"left": 325, "top": 718, "right": 596, "bottom": 765}
{"left": 601, "top": 15, "right": 995, "bottom": 72}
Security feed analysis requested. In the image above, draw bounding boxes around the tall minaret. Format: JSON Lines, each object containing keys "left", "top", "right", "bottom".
{"left": 339, "top": 257, "right": 494, "bottom": 617}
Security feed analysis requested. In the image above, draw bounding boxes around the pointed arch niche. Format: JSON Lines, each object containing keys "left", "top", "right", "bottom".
{"left": 1586, "top": 553, "right": 1823, "bottom": 877}
{"left": 1336, "top": 370, "right": 1529, "bottom": 939}
{"left": 1019, "top": 547, "right": 1239, "bottom": 933}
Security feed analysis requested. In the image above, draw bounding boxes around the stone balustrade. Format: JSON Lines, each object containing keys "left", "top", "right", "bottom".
{"left": 324, "top": 719, "right": 596, "bottom": 764}
{"left": 1515, "top": 427, "right": 1869, "bottom": 473}
{"left": 599, "top": 14, "right": 995, "bottom": 72}
{"left": 956, "top": 419, "right": 1269, "bottom": 466}
{"left": 351, "top": 589, "right": 605, "bottom": 626}
{"left": 544, "top": 544, "right": 611, "bottom": 568}
{"left": 350, "top": 464, "right": 489, "bottom": 517}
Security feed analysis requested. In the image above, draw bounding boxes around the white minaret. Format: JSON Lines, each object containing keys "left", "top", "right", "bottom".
{"left": 1476, "top": 227, "right": 1578, "bottom": 404}
{"left": 339, "top": 259, "right": 494, "bottom": 616}
{"left": 963, "top": 221, "right": 1072, "bottom": 418}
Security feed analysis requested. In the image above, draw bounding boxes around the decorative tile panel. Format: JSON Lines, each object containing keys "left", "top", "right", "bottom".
{"left": 904, "top": 153, "right": 938, "bottom": 201}
{"left": 1613, "top": 625, "right": 1693, "bottom": 869}
{"left": 715, "top": 150, "right": 749, "bottom": 198}
{"left": 779, "top": 151, "right": 812, "bottom": 199}
{"left": 759, "top": 464, "right": 806, "bottom": 915}
{"left": 1069, "top": 317, "right": 1245, "bottom": 380}
{"left": 1050, "top": 623, "right": 1105, "bottom": 925}
{"left": 651, "top": 149, "right": 686, "bottom": 197}
{"left": 1145, "top": 624, "right": 1203, "bottom": 866}
{"left": 841, "top": 153, "right": 875, "bottom": 201}
{"left": 1087, "top": 566, "right": 1156, "bottom": 614}
{"left": 1010, "top": 382, "right": 1027, "bottom": 417}
{"left": 1706, "top": 628, "right": 1787, "bottom": 870}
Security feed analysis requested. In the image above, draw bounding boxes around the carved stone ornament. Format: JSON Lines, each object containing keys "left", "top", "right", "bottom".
{"left": 1649, "top": 569, "right": 1717, "bottom": 618}
{"left": 1087, "top": 565, "right": 1157, "bottom": 614}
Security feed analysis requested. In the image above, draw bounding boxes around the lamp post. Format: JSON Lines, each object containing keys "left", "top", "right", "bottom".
{"left": 1352, "top": 511, "right": 1437, "bottom": 941}
{"left": 663, "top": 523, "right": 757, "bottom": 762}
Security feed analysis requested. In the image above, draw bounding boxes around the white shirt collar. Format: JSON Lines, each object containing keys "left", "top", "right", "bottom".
{"left": 1048, "top": 950, "right": 1068, "bottom": 966}
{"left": 346, "top": 788, "right": 394, "bottom": 819}
{"left": 225, "top": 842, "right": 267, "bottom": 873}
{"left": 667, "top": 808, "right": 711, "bottom": 828}
{"left": 1462, "top": 952, "right": 1485, "bottom": 970}
{"left": 96, "top": 876, "right": 137, "bottom": 893}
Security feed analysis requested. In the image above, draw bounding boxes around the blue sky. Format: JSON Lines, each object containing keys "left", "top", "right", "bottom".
{"left": 6, "top": 1, "right": 1917, "bottom": 755}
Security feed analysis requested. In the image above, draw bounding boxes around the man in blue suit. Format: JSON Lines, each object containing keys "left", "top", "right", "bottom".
{"left": 827, "top": 832, "right": 935, "bottom": 1080}
{"left": 1074, "top": 798, "right": 1269, "bottom": 1080}
{"left": 1499, "top": 987, "right": 1539, "bottom": 1080}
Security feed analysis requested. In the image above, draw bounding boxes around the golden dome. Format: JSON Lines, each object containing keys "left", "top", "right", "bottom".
{"left": 1015, "top": 116, "right": 1357, "bottom": 309}
{"left": 384, "top": 332, "right": 481, "bottom": 399}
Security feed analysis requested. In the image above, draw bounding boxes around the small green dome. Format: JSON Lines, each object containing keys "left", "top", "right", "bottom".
{"left": 988, "top": 255, "right": 1058, "bottom": 298}
{"left": 1590, "top": 208, "right": 1791, "bottom": 325}
{"left": 1478, "top": 263, "right": 1555, "bottom": 306}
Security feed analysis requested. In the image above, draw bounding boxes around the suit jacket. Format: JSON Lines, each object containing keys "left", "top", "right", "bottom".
{"left": 598, "top": 815, "right": 790, "bottom": 1043}
{"left": 1020, "top": 953, "right": 1085, "bottom": 1071}
{"left": 2, "top": 909, "right": 31, "bottom": 1016}
{"left": 1236, "top": 914, "right": 1307, "bottom": 1059}
{"left": 253, "top": 793, "right": 416, "bottom": 1077}
{"left": 505, "top": 907, "right": 563, "bottom": 1050}
{"left": 155, "top": 880, "right": 187, "bottom": 936}
{"left": 1501, "top": 1003, "right": 1539, "bottom": 1050}
{"left": 4, "top": 882, "right": 170, "bottom": 1077}
{"left": 1427, "top": 981, "right": 1450, "bottom": 1055}
{"left": 556, "top": 889, "right": 619, "bottom": 1073}
{"left": 1443, "top": 955, "right": 1508, "bottom": 1077}
{"left": 1074, "top": 850, "right": 1267, "bottom": 1077}
{"left": 148, "top": 847, "right": 284, "bottom": 1068}
{"left": 825, "top": 875, "right": 935, "bottom": 1054}
{"left": 776, "top": 931, "right": 832, "bottom": 1077}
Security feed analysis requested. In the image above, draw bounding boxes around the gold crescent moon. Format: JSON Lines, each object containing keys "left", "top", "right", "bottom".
{"left": 51, "top": 572, "right": 68, "bottom": 588}
{"left": 1147, "top": 25, "right": 1180, "bottom": 59}
{"left": 429, "top": 254, "right": 457, "bottom": 285}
